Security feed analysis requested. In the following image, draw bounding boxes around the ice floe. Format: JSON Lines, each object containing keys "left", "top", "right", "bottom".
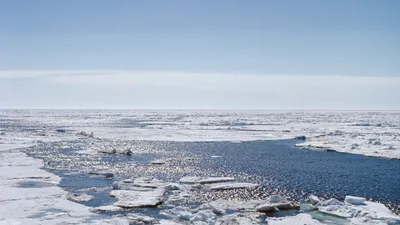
{"left": 255, "top": 195, "right": 300, "bottom": 212}
{"left": 209, "top": 182, "right": 259, "bottom": 190}
{"left": 1, "top": 110, "right": 399, "bottom": 224}
{"left": 315, "top": 196, "right": 400, "bottom": 224}
{"left": 68, "top": 193, "right": 95, "bottom": 202}
{"left": 266, "top": 213, "right": 322, "bottom": 225}
{"left": 110, "top": 188, "right": 165, "bottom": 208}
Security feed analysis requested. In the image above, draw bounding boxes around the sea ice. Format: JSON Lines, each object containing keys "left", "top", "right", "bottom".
{"left": 316, "top": 197, "right": 400, "bottom": 224}
{"left": 68, "top": 193, "right": 94, "bottom": 202}
{"left": 133, "top": 177, "right": 167, "bottom": 189}
{"left": 198, "top": 177, "right": 235, "bottom": 184}
{"left": 209, "top": 182, "right": 259, "bottom": 190}
{"left": 266, "top": 213, "right": 323, "bottom": 225}
{"left": 90, "top": 205, "right": 123, "bottom": 212}
{"left": 110, "top": 188, "right": 165, "bottom": 208}
{"left": 255, "top": 195, "right": 300, "bottom": 212}
{"left": 179, "top": 176, "right": 202, "bottom": 184}
{"left": 345, "top": 196, "right": 366, "bottom": 205}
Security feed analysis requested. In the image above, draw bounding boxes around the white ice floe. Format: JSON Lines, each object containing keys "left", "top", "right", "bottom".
{"left": 127, "top": 213, "right": 156, "bottom": 224}
{"left": 157, "top": 220, "right": 185, "bottom": 225}
{"left": 0, "top": 135, "right": 129, "bottom": 224}
{"left": 316, "top": 196, "right": 400, "bottom": 225}
{"left": 345, "top": 196, "right": 366, "bottom": 205}
{"left": 68, "top": 193, "right": 94, "bottom": 202}
{"left": 207, "top": 199, "right": 264, "bottom": 211}
{"left": 2, "top": 110, "right": 400, "bottom": 158}
{"left": 199, "top": 177, "right": 236, "bottom": 184}
{"left": 215, "top": 212, "right": 262, "bottom": 225}
{"left": 133, "top": 177, "right": 167, "bottom": 189}
{"left": 209, "top": 182, "right": 259, "bottom": 190}
{"left": 266, "top": 213, "right": 323, "bottom": 225}
{"left": 161, "top": 206, "right": 194, "bottom": 220}
{"left": 1, "top": 110, "right": 399, "bottom": 224}
{"left": 110, "top": 188, "right": 165, "bottom": 208}
{"left": 177, "top": 176, "right": 259, "bottom": 190}
{"left": 151, "top": 159, "right": 168, "bottom": 164}
{"left": 179, "top": 176, "right": 202, "bottom": 184}
{"left": 255, "top": 195, "right": 300, "bottom": 212}
{"left": 309, "top": 195, "right": 321, "bottom": 205}
{"left": 90, "top": 205, "right": 123, "bottom": 213}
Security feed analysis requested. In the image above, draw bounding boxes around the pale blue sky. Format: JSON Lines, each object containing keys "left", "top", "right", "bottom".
{"left": 1, "top": 0, "right": 399, "bottom": 109}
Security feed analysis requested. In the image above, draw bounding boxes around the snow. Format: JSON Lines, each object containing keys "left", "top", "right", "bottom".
{"left": 0, "top": 110, "right": 399, "bottom": 224}
{"left": 110, "top": 188, "right": 165, "bottom": 208}
{"left": 179, "top": 176, "right": 202, "bottom": 184}
{"left": 345, "top": 196, "right": 366, "bottom": 205}
{"left": 215, "top": 213, "right": 261, "bottom": 225}
{"left": 209, "top": 182, "right": 259, "bottom": 190}
{"left": 309, "top": 195, "right": 321, "bottom": 205}
{"left": 68, "top": 193, "right": 95, "bottom": 202}
{"left": 198, "top": 177, "right": 236, "bottom": 184}
{"left": 90, "top": 205, "right": 123, "bottom": 212}
{"left": 266, "top": 213, "right": 323, "bottom": 225}
{"left": 133, "top": 177, "right": 167, "bottom": 189}
{"left": 0, "top": 137, "right": 129, "bottom": 224}
{"left": 151, "top": 159, "right": 168, "bottom": 164}
{"left": 315, "top": 197, "right": 400, "bottom": 224}
{"left": 2, "top": 110, "right": 399, "bottom": 158}
{"left": 177, "top": 176, "right": 259, "bottom": 190}
{"left": 255, "top": 195, "right": 300, "bottom": 212}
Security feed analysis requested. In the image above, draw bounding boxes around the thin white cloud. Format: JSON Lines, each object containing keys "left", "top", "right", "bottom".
{"left": 41, "top": 70, "right": 400, "bottom": 93}
{"left": 1, "top": 70, "right": 399, "bottom": 109}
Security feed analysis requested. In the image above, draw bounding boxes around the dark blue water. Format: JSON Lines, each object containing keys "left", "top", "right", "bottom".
{"left": 25, "top": 139, "right": 400, "bottom": 206}
{"left": 182, "top": 140, "right": 400, "bottom": 203}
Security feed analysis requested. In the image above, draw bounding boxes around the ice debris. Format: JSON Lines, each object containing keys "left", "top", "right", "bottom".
{"left": 68, "top": 193, "right": 94, "bottom": 202}
{"left": 315, "top": 196, "right": 400, "bottom": 224}
{"left": 110, "top": 188, "right": 165, "bottom": 208}
{"left": 266, "top": 213, "right": 322, "bottom": 225}
{"left": 255, "top": 195, "right": 300, "bottom": 213}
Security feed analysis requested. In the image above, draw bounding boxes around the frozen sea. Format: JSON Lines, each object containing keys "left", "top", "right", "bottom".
{"left": 0, "top": 110, "right": 399, "bottom": 225}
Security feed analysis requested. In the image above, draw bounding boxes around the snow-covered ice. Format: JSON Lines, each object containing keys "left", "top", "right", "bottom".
{"left": 209, "top": 182, "right": 260, "bottom": 190}
{"left": 198, "top": 177, "right": 236, "bottom": 184}
{"left": 110, "top": 188, "right": 165, "bottom": 208}
{"left": 316, "top": 197, "right": 400, "bottom": 224}
{"left": 266, "top": 213, "right": 323, "bottom": 225}
{"left": 0, "top": 136, "right": 129, "bottom": 224}
{"left": 0, "top": 110, "right": 399, "bottom": 224}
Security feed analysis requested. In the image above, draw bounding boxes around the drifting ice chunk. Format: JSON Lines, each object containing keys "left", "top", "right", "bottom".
{"left": 309, "top": 195, "right": 321, "bottom": 205}
{"left": 110, "top": 188, "right": 165, "bottom": 208}
{"left": 157, "top": 220, "right": 185, "bottom": 225}
{"left": 164, "top": 183, "right": 185, "bottom": 191}
{"left": 345, "top": 196, "right": 366, "bottom": 205}
{"left": 199, "top": 177, "right": 235, "bottom": 184}
{"left": 134, "top": 177, "right": 166, "bottom": 189}
{"left": 90, "top": 205, "right": 123, "bottom": 212}
{"left": 209, "top": 182, "right": 259, "bottom": 190}
{"left": 256, "top": 195, "right": 300, "bottom": 212}
{"left": 316, "top": 197, "right": 400, "bottom": 224}
{"left": 268, "top": 195, "right": 284, "bottom": 203}
{"left": 127, "top": 214, "right": 156, "bottom": 224}
{"left": 266, "top": 213, "right": 322, "bottom": 225}
{"left": 216, "top": 213, "right": 261, "bottom": 225}
{"left": 179, "top": 176, "right": 202, "bottom": 184}
{"left": 151, "top": 159, "right": 168, "bottom": 164}
{"left": 68, "top": 193, "right": 94, "bottom": 202}
{"left": 255, "top": 203, "right": 278, "bottom": 212}
{"left": 161, "top": 206, "right": 193, "bottom": 220}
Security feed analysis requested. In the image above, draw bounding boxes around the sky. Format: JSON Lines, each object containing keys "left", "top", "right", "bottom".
{"left": 1, "top": 0, "right": 399, "bottom": 109}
